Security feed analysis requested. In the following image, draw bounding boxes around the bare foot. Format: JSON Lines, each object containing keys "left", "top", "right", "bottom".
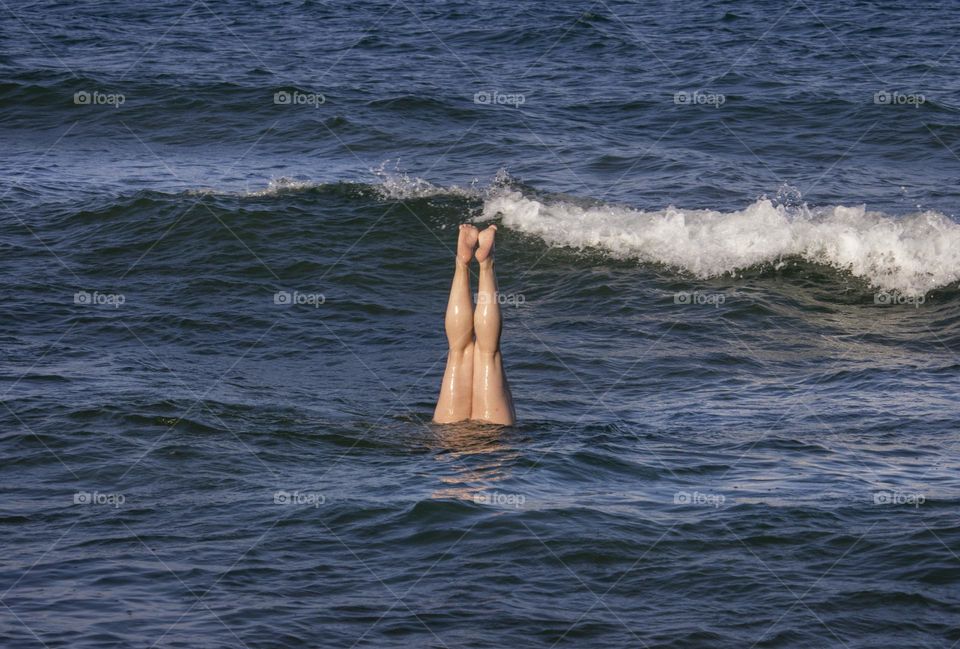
{"left": 476, "top": 225, "right": 497, "bottom": 263}
{"left": 457, "top": 224, "right": 479, "bottom": 264}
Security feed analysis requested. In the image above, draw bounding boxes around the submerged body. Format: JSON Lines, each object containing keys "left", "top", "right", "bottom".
{"left": 433, "top": 224, "right": 516, "bottom": 425}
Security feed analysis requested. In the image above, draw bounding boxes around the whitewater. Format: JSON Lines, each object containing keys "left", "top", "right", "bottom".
{"left": 483, "top": 190, "right": 960, "bottom": 296}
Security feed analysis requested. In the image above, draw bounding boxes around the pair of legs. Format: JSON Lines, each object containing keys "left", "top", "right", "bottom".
{"left": 433, "top": 224, "right": 516, "bottom": 425}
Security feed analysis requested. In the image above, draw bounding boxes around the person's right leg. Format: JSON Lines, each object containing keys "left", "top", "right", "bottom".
{"left": 471, "top": 225, "right": 516, "bottom": 425}
{"left": 433, "top": 224, "right": 478, "bottom": 423}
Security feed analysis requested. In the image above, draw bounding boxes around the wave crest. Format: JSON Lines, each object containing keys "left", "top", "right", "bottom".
{"left": 483, "top": 191, "right": 960, "bottom": 295}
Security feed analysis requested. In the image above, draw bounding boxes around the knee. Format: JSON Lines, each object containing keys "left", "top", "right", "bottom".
{"left": 449, "top": 339, "right": 475, "bottom": 356}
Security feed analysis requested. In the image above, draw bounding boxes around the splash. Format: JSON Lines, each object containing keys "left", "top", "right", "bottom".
{"left": 370, "top": 162, "right": 483, "bottom": 200}
{"left": 483, "top": 190, "right": 960, "bottom": 295}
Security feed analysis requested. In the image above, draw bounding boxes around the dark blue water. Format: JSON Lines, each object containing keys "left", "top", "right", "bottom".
{"left": 2, "top": 1, "right": 960, "bottom": 647}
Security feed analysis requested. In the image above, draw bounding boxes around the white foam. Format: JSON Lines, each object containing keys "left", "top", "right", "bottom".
{"left": 483, "top": 191, "right": 960, "bottom": 295}
{"left": 371, "top": 164, "right": 482, "bottom": 200}
{"left": 242, "top": 177, "right": 321, "bottom": 197}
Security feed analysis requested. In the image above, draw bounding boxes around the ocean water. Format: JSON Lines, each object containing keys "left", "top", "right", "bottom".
{"left": 2, "top": 1, "right": 960, "bottom": 647}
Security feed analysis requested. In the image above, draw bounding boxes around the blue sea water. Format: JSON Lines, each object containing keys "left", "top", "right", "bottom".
{"left": 2, "top": 1, "right": 960, "bottom": 647}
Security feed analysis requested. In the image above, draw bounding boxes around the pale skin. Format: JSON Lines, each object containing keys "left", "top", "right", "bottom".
{"left": 433, "top": 224, "right": 516, "bottom": 425}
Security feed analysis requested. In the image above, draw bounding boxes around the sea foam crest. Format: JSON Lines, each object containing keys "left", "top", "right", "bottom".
{"left": 372, "top": 166, "right": 482, "bottom": 200}
{"left": 483, "top": 190, "right": 960, "bottom": 295}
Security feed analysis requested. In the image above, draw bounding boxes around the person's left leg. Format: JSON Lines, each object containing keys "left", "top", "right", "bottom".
{"left": 433, "top": 224, "right": 478, "bottom": 423}
{"left": 471, "top": 225, "right": 516, "bottom": 425}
